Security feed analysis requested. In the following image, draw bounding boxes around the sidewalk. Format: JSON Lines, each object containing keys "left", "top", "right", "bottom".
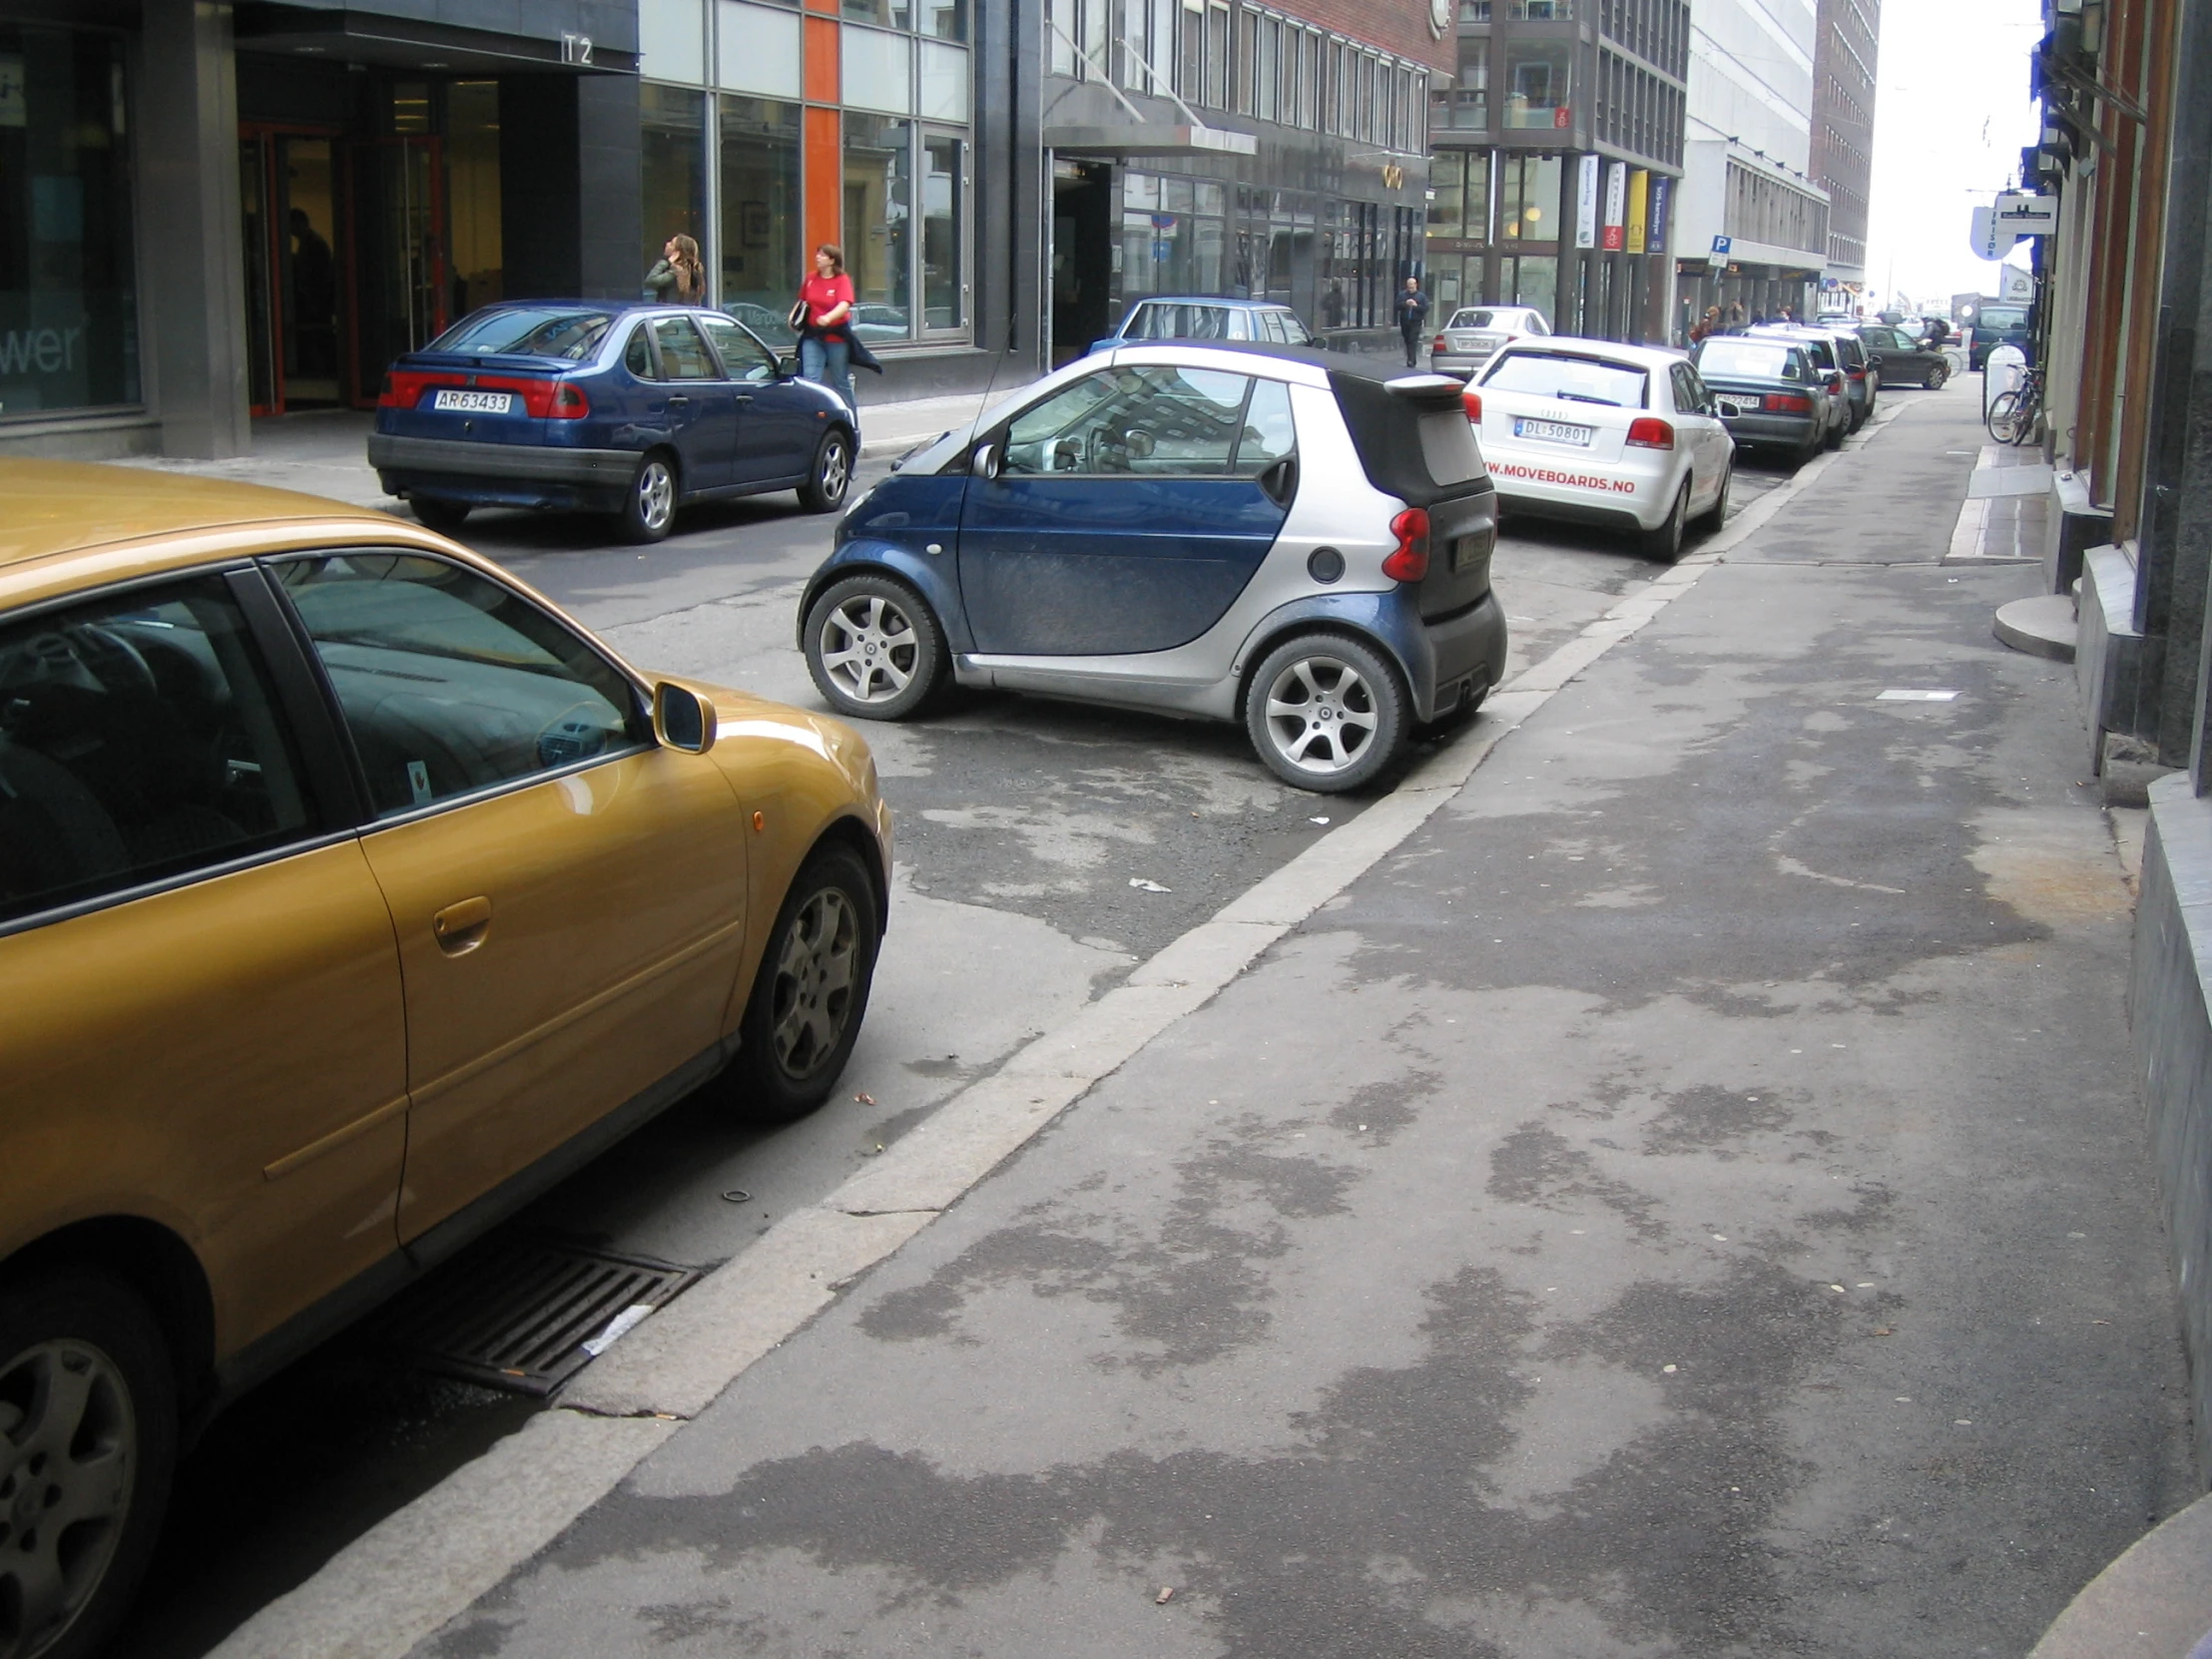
{"left": 110, "top": 387, "right": 1020, "bottom": 514}
{"left": 221, "top": 389, "right": 2201, "bottom": 1659}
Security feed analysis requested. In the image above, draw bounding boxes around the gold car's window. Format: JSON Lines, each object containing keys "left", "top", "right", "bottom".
{"left": 0, "top": 577, "right": 311, "bottom": 924}
{"left": 275, "top": 555, "right": 648, "bottom": 819}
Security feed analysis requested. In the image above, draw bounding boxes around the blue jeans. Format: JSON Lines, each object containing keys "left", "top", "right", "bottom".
{"left": 800, "top": 335, "right": 856, "bottom": 430}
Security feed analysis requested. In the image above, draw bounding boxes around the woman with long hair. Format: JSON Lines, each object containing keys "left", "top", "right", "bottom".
{"left": 794, "top": 244, "right": 858, "bottom": 426}
{"left": 644, "top": 233, "right": 704, "bottom": 303}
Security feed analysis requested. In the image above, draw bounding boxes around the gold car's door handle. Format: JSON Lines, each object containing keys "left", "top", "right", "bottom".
{"left": 431, "top": 895, "right": 493, "bottom": 956}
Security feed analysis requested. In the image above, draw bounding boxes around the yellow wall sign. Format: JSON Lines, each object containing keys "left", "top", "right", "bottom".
{"left": 1625, "top": 170, "right": 1649, "bottom": 256}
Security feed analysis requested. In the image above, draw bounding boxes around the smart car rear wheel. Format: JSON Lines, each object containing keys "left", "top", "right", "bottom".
{"left": 731, "top": 843, "right": 880, "bottom": 1123}
{"left": 1245, "top": 633, "right": 1407, "bottom": 795}
{"left": 617, "top": 452, "right": 678, "bottom": 544}
{"left": 798, "top": 428, "right": 854, "bottom": 514}
{"left": 0, "top": 1271, "right": 176, "bottom": 1659}
{"left": 804, "top": 575, "right": 948, "bottom": 721}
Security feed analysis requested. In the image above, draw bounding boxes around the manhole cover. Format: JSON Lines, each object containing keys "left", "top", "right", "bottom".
{"left": 377, "top": 1235, "right": 704, "bottom": 1396}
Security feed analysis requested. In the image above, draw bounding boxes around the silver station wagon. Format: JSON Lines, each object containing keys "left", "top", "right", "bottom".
{"left": 797, "top": 344, "right": 1507, "bottom": 793}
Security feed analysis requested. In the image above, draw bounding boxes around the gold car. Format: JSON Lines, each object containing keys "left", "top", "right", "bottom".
{"left": 0, "top": 460, "right": 890, "bottom": 1659}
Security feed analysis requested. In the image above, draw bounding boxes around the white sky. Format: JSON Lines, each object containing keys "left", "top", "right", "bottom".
{"left": 1862, "top": 0, "right": 2045, "bottom": 308}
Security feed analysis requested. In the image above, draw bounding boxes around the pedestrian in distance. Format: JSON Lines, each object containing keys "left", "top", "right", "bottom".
{"left": 1725, "top": 296, "right": 1747, "bottom": 332}
{"left": 1690, "top": 305, "right": 1720, "bottom": 344}
{"left": 1396, "top": 276, "right": 1430, "bottom": 368}
{"left": 644, "top": 234, "right": 705, "bottom": 303}
{"left": 790, "top": 244, "right": 882, "bottom": 435}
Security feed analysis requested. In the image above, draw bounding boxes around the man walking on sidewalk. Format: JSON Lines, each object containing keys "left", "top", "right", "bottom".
{"left": 1397, "top": 276, "right": 1430, "bottom": 368}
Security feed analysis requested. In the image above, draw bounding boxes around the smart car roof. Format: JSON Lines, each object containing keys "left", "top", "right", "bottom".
{"left": 0, "top": 458, "right": 394, "bottom": 571}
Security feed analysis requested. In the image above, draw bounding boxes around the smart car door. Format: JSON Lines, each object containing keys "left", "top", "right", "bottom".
{"left": 956, "top": 364, "right": 1295, "bottom": 656}
{"left": 272, "top": 551, "right": 750, "bottom": 1246}
{"left": 649, "top": 315, "right": 739, "bottom": 490}
{"left": 701, "top": 314, "right": 825, "bottom": 486}
{"left": 0, "top": 570, "right": 408, "bottom": 1354}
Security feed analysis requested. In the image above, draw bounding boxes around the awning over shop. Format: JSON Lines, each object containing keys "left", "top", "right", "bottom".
{"left": 234, "top": 4, "right": 637, "bottom": 74}
{"left": 1044, "top": 124, "right": 1258, "bottom": 158}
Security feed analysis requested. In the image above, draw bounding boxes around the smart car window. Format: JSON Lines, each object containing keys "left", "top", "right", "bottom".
{"left": 1001, "top": 365, "right": 1250, "bottom": 476}
{"left": 699, "top": 315, "right": 778, "bottom": 382}
{"left": 1482, "top": 350, "right": 1649, "bottom": 409}
{"left": 274, "top": 555, "right": 649, "bottom": 819}
{"left": 1229, "top": 378, "right": 1297, "bottom": 474}
{"left": 431, "top": 308, "right": 614, "bottom": 361}
{"left": 0, "top": 577, "right": 312, "bottom": 926}
{"left": 651, "top": 318, "right": 721, "bottom": 380}
{"left": 1696, "top": 340, "right": 1795, "bottom": 380}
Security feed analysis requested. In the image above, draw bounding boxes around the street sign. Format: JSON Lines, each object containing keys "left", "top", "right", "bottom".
{"left": 1999, "top": 264, "right": 2034, "bottom": 302}
{"left": 1970, "top": 206, "right": 2019, "bottom": 262}
{"left": 1707, "top": 234, "right": 1731, "bottom": 271}
{"left": 1994, "top": 192, "right": 2058, "bottom": 238}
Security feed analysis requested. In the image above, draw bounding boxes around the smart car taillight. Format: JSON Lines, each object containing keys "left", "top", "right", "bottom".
{"left": 1462, "top": 387, "right": 1482, "bottom": 424}
{"left": 1382, "top": 508, "right": 1430, "bottom": 582}
{"left": 1626, "top": 417, "right": 1675, "bottom": 449}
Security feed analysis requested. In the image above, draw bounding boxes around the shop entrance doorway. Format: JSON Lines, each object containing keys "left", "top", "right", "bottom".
{"left": 1049, "top": 162, "right": 1113, "bottom": 367}
{"left": 351, "top": 135, "right": 449, "bottom": 398}
{"left": 240, "top": 128, "right": 343, "bottom": 413}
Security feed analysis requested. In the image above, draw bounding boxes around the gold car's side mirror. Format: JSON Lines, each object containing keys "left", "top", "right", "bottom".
{"left": 654, "top": 682, "right": 718, "bottom": 754}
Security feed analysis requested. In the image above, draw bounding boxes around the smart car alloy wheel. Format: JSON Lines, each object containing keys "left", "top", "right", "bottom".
{"left": 1245, "top": 633, "right": 1407, "bottom": 794}
{"left": 804, "top": 574, "right": 948, "bottom": 720}
{"left": 620, "top": 453, "right": 677, "bottom": 543}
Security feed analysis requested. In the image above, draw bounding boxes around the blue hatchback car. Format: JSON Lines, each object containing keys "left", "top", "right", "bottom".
{"left": 367, "top": 302, "right": 857, "bottom": 542}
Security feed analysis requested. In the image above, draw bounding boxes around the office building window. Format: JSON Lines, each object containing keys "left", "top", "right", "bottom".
{"left": 844, "top": 115, "right": 912, "bottom": 330}
{"left": 0, "top": 25, "right": 139, "bottom": 417}
{"left": 1503, "top": 39, "right": 1569, "bottom": 129}
{"left": 718, "top": 97, "right": 801, "bottom": 319}
{"left": 641, "top": 84, "right": 708, "bottom": 278}
{"left": 921, "top": 134, "right": 963, "bottom": 328}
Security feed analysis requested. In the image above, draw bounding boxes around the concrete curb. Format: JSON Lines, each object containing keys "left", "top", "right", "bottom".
{"left": 204, "top": 389, "right": 1901, "bottom": 1659}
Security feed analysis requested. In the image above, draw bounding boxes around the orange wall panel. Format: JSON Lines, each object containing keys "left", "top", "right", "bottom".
{"left": 804, "top": 15, "right": 841, "bottom": 104}
{"left": 805, "top": 105, "right": 842, "bottom": 261}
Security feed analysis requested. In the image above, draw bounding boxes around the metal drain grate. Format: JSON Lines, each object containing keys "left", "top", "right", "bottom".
{"left": 378, "top": 1235, "right": 704, "bottom": 1396}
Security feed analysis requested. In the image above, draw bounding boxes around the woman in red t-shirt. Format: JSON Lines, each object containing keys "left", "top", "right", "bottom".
{"left": 795, "top": 245, "right": 858, "bottom": 420}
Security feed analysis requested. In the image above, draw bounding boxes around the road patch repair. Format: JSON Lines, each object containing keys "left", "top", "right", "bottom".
{"left": 209, "top": 390, "right": 2194, "bottom": 1659}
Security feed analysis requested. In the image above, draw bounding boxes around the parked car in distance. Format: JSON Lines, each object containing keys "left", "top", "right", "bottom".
{"left": 1961, "top": 301, "right": 2031, "bottom": 370}
{"left": 1856, "top": 322, "right": 1951, "bottom": 388}
{"left": 1468, "top": 338, "right": 1733, "bottom": 561}
{"left": 1430, "top": 305, "right": 1552, "bottom": 381}
{"left": 725, "top": 300, "right": 798, "bottom": 349}
{"left": 1090, "top": 296, "right": 1318, "bottom": 354}
{"left": 1691, "top": 335, "right": 1842, "bottom": 464}
{"left": 367, "top": 302, "right": 856, "bottom": 545}
{"left": 0, "top": 460, "right": 891, "bottom": 1659}
{"left": 1749, "top": 322, "right": 1877, "bottom": 431}
{"left": 799, "top": 343, "right": 1506, "bottom": 793}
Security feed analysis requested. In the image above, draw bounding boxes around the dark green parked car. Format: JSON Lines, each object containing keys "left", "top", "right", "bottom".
{"left": 1857, "top": 323, "right": 1951, "bottom": 389}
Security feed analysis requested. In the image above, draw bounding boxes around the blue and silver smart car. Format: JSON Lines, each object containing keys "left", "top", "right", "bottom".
{"left": 367, "top": 302, "right": 856, "bottom": 542}
{"left": 796, "top": 343, "right": 1507, "bottom": 793}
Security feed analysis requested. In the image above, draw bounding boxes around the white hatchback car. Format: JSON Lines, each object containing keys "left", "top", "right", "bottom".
{"left": 1466, "top": 339, "right": 1735, "bottom": 561}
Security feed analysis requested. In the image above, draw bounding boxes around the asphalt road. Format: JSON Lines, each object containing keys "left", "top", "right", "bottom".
{"left": 120, "top": 443, "right": 1794, "bottom": 1658}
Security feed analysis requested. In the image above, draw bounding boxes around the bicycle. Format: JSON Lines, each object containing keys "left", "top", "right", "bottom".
{"left": 1986, "top": 365, "right": 2043, "bottom": 446}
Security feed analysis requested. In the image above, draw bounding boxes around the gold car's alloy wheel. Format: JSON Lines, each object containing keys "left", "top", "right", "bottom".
{"left": 0, "top": 1340, "right": 136, "bottom": 1659}
{"left": 818, "top": 594, "right": 919, "bottom": 706}
{"left": 768, "top": 885, "right": 861, "bottom": 1079}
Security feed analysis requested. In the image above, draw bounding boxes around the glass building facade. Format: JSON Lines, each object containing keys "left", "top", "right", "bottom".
{"left": 1427, "top": 0, "right": 1686, "bottom": 343}
{"left": 637, "top": 0, "right": 973, "bottom": 348}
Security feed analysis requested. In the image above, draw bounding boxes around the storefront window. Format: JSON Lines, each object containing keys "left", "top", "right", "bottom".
{"left": 844, "top": 115, "right": 911, "bottom": 333}
{"left": 447, "top": 82, "right": 502, "bottom": 316}
{"left": 0, "top": 26, "right": 139, "bottom": 418}
{"left": 1503, "top": 40, "right": 1569, "bottom": 129}
{"left": 921, "top": 134, "right": 963, "bottom": 328}
{"left": 1499, "top": 154, "right": 1560, "bottom": 241}
{"left": 1510, "top": 253, "right": 1557, "bottom": 320}
{"left": 719, "top": 97, "right": 801, "bottom": 325}
{"left": 641, "top": 84, "right": 708, "bottom": 281}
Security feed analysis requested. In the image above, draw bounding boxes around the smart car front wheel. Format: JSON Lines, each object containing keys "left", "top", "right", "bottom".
{"left": 804, "top": 574, "right": 949, "bottom": 721}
